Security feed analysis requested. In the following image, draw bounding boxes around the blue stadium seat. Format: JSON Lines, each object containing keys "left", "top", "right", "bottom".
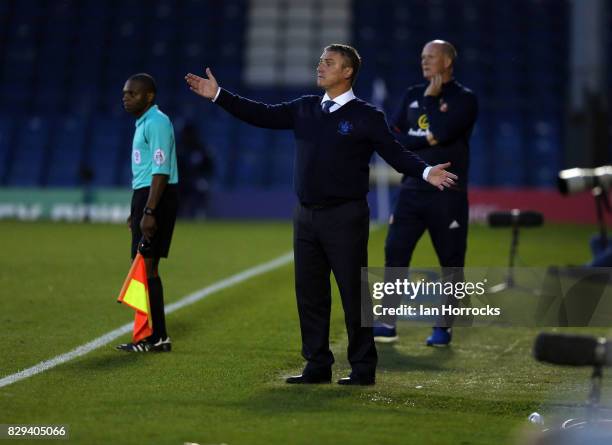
{"left": 269, "top": 131, "right": 295, "bottom": 187}
{"left": 45, "top": 0, "right": 79, "bottom": 21}
{"left": 34, "top": 47, "right": 70, "bottom": 113}
{"left": 182, "top": 0, "right": 212, "bottom": 18}
{"left": 0, "top": 83, "right": 31, "bottom": 114}
{"left": 6, "top": 116, "right": 50, "bottom": 186}
{"left": 204, "top": 133, "right": 232, "bottom": 186}
{"left": 45, "top": 116, "right": 87, "bottom": 186}
{"left": 491, "top": 114, "right": 526, "bottom": 186}
{"left": 12, "top": 0, "right": 46, "bottom": 19}
{"left": 114, "top": 0, "right": 152, "bottom": 19}
{"left": 198, "top": 114, "right": 234, "bottom": 186}
{"left": 0, "top": 0, "right": 572, "bottom": 191}
{"left": 524, "top": 114, "right": 562, "bottom": 187}
{"left": 233, "top": 124, "right": 269, "bottom": 187}
{"left": 71, "top": 25, "right": 105, "bottom": 108}
{"left": 85, "top": 117, "right": 129, "bottom": 187}
{"left": 118, "top": 163, "right": 132, "bottom": 188}
{"left": 0, "top": 0, "right": 11, "bottom": 16}
{"left": 468, "top": 118, "right": 491, "bottom": 187}
{"left": 0, "top": 117, "right": 15, "bottom": 184}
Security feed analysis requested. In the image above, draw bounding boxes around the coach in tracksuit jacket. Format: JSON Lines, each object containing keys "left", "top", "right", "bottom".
{"left": 376, "top": 40, "right": 478, "bottom": 346}
{"left": 185, "top": 44, "right": 457, "bottom": 385}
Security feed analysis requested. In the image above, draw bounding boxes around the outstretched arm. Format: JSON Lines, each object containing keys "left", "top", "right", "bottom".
{"left": 185, "top": 68, "right": 294, "bottom": 130}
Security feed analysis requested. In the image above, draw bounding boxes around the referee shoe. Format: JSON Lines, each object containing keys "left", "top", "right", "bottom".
{"left": 116, "top": 337, "right": 172, "bottom": 352}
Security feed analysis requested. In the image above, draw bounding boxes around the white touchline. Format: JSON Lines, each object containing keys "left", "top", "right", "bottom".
{"left": 0, "top": 251, "right": 295, "bottom": 389}
{"left": 0, "top": 224, "right": 382, "bottom": 389}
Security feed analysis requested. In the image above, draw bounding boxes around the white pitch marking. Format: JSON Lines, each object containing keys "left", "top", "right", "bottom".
{"left": 0, "top": 224, "right": 384, "bottom": 389}
{"left": 0, "top": 251, "right": 294, "bottom": 389}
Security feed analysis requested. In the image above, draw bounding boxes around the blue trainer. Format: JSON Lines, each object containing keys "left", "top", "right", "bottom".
{"left": 426, "top": 327, "right": 452, "bottom": 346}
{"left": 373, "top": 321, "right": 398, "bottom": 343}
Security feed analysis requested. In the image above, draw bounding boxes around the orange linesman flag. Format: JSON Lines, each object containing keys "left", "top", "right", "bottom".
{"left": 117, "top": 253, "right": 152, "bottom": 342}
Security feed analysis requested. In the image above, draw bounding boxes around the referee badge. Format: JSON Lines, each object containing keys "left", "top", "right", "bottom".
{"left": 133, "top": 149, "right": 141, "bottom": 164}
{"left": 153, "top": 148, "right": 166, "bottom": 166}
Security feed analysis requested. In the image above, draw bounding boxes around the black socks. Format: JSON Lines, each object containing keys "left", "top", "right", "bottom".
{"left": 147, "top": 276, "right": 167, "bottom": 341}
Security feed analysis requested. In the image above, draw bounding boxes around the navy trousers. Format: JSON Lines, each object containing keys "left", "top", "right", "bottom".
{"left": 293, "top": 199, "right": 377, "bottom": 379}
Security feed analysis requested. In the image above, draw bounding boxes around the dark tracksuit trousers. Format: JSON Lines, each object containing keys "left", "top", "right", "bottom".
{"left": 382, "top": 189, "right": 469, "bottom": 326}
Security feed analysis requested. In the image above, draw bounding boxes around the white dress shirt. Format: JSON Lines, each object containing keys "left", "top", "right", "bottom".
{"left": 320, "top": 89, "right": 356, "bottom": 113}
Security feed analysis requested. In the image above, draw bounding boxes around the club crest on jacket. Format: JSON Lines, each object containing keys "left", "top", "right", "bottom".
{"left": 338, "top": 120, "right": 353, "bottom": 135}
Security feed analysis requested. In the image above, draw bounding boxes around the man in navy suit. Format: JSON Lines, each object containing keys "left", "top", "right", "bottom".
{"left": 185, "top": 44, "right": 457, "bottom": 385}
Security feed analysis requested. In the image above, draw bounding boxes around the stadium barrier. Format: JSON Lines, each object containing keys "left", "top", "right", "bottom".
{"left": 0, "top": 187, "right": 594, "bottom": 223}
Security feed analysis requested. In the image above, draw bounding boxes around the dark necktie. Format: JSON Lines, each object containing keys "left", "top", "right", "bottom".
{"left": 322, "top": 100, "right": 336, "bottom": 114}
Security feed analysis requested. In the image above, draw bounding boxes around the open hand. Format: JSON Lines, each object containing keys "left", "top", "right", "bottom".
{"left": 426, "top": 162, "right": 457, "bottom": 190}
{"left": 185, "top": 68, "right": 219, "bottom": 100}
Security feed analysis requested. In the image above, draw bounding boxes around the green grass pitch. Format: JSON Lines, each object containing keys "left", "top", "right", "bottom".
{"left": 0, "top": 220, "right": 609, "bottom": 444}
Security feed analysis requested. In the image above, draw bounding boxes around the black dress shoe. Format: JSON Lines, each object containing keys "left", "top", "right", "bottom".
{"left": 337, "top": 376, "right": 375, "bottom": 386}
{"left": 286, "top": 374, "right": 332, "bottom": 384}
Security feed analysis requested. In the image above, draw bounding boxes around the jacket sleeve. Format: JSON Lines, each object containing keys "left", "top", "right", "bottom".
{"left": 423, "top": 91, "right": 478, "bottom": 145}
{"left": 215, "top": 88, "right": 295, "bottom": 130}
{"left": 370, "top": 109, "right": 429, "bottom": 179}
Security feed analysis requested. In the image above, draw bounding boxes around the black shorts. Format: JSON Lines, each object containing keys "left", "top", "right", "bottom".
{"left": 130, "top": 184, "right": 178, "bottom": 259}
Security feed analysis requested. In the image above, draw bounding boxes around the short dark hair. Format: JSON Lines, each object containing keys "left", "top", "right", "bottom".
{"left": 324, "top": 44, "right": 361, "bottom": 86}
{"left": 128, "top": 73, "right": 157, "bottom": 95}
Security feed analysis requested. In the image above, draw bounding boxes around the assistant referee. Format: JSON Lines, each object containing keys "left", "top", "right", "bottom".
{"left": 117, "top": 73, "right": 179, "bottom": 353}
